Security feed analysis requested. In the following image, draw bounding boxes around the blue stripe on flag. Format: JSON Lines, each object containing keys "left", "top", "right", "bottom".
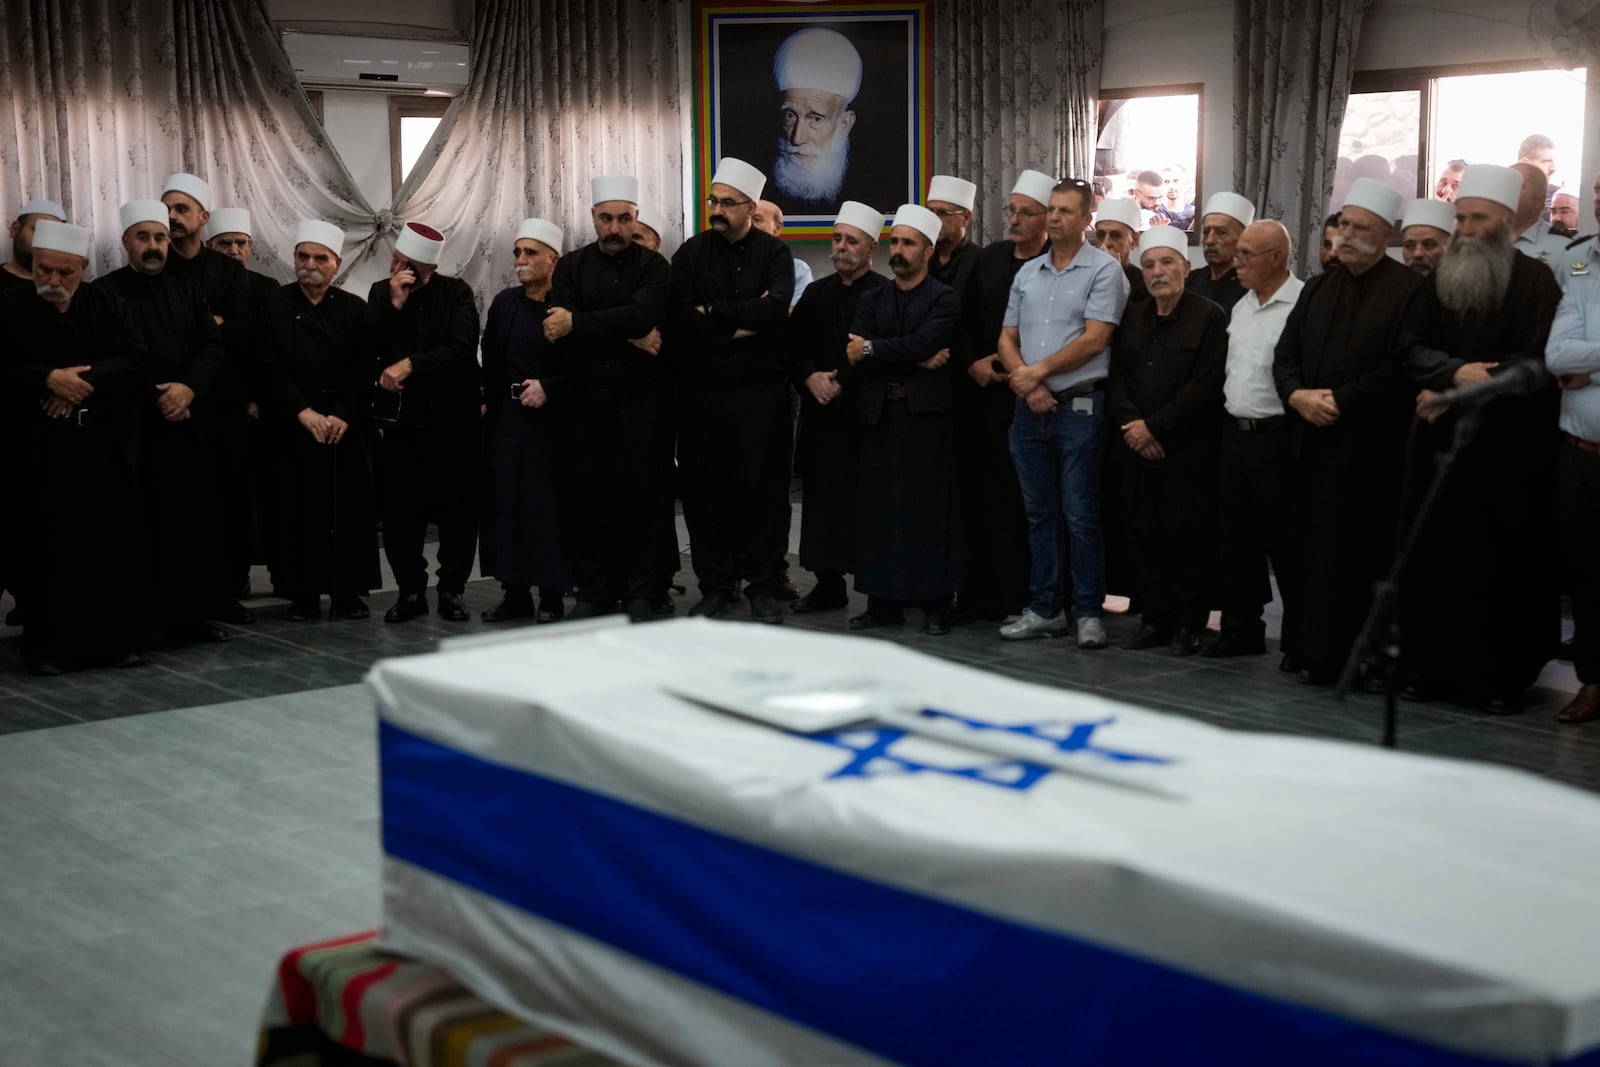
{"left": 379, "top": 721, "right": 1591, "bottom": 1067}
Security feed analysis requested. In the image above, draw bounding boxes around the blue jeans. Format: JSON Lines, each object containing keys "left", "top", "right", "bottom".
{"left": 1008, "top": 394, "right": 1106, "bottom": 620}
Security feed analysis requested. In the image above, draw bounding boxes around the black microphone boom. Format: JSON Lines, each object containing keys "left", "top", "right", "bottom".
{"left": 1417, "top": 360, "right": 1553, "bottom": 414}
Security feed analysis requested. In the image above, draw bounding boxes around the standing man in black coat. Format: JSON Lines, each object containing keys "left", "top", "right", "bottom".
{"left": 368, "top": 222, "right": 482, "bottom": 624}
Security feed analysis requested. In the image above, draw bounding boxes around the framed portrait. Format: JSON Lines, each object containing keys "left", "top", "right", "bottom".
{"left": 694, "top": 0, "right": 933, "bottom": 241}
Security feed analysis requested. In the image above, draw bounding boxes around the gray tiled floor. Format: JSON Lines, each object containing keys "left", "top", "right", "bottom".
{"left": 0, "top": 521, "right": 1597, "bottom": 1064}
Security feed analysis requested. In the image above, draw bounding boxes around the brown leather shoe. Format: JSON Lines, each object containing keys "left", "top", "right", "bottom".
{"left": 1556, "top": 683, "right": 1600, "bottom": 724}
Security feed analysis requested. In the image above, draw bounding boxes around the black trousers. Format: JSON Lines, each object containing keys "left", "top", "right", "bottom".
{"left": 562, "top": 392, "right": 668, "bottom": 606}
{"left": 1119, "top": 462, "right": 1217, "bottom": 633}
{"left": 378, "top": 426, "right": 479, "bottom": 596}
{"left": 1217, "top": 421, "right": 1293, "bottom": 637}
{"left": 678, "top": 380, "right": 792, "bottom": 596}
{"left": 1560, "top": 442, "right": 1600, "bottom": 685}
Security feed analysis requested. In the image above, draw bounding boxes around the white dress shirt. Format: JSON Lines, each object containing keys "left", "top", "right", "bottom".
{"left": 1224, "top": 273, "right": 1304, "bottom": 418}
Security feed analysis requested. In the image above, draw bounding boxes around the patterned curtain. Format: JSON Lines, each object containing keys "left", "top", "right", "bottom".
{"left": 1233, "top": 0, "right": 1374, "bottom": 277}
{"left": 368, "top": 0, "right": 686, "bottom": 316}
{"left": 932, "top": 0, "right": 1103, "bottom": 246}
{"left": 0, "top": 0, "right": 369, "bottom": 282}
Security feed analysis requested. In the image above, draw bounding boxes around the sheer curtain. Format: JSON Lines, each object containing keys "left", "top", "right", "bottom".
{"left": 932, "top": 0, "right": 1103, "bottom": 245}
{"left": 1233, "top": 0, "right": 1374, "bottom": 276}
{"left": 366, "top": 0, "right": 687, "bottom": 315}
{"left": 0, "top": 0, "right": 369, "bottom": 281}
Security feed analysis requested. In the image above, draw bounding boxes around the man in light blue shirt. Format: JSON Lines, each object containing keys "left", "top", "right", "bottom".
{"left": 1545, "top": 238, "right": 1600, "bottom": 724}
{"left": 996, "top": 177, "right": 1129, "bottom": 648}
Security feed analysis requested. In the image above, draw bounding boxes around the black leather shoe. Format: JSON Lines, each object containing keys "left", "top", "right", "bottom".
{"left": 567, "top": 599, "right": 616, "bottom": 620}
{"left": 848, "top": 608, "right": 903, "bottom": 631}
{"left": 538, "top": 596, "right": 567, "bottom": 623}
{"left": 1120, "top": 623, "right": 1172, "bottom": 651}
{"left": 482, "top": 593, "right": 536, "bottom": 622}
{"left": 1202, "top": 631, "right": 1266, "bottom": 658}
{"left": 651, "top": 596, "right": 675, "bottom": 618}
{"left": 285, "top": 598, "right": 321, "bottom": 621}
{"left": 177, "top": 621, "right": 231, "bottom": 644}
{"left": 112, "top": 652, "right": 145, "bottom": 669}
{"left": 923, "top": 604, "right": 952, "bottom": 636}
{"left": 688, "top": 591, "right": 732, "bottom": 619}
{"left": 1278, "top": 653, "right": 1298, "bottom": 674}
{"left": 747, "top": 590, "right": 784, "bottom": 624}
{"left": 1298, "top": 664, "right": 1339, "bottom": 687}
{"left": 437, "top": 592, "right": 469, "bottom": 622}
{"left": 773, "top": 576, "right": 801, "bottom": 602}
{"left": 385, "top": 594, "right": 428, "bottom": 624}
{"left": 215, "top": 600, "right": 256, "bottom": 625}
{"left": 28, "top": 659, "right": 63, "bottom": 676}
{"left": 334, "top": 596, "right": 370, "bottom": 620}
{"left": 793, "top": 588, "right": 848, "bottom": 614}
{"left": 626, "top": 598, "right": 654, "bottom": 623}
{"left": 1170, "top": 628, "right": 1202, "bottom": 656}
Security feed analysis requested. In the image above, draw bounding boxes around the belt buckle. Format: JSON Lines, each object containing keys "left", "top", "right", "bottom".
{"left": 75, "top": 408, "right": 93, "bottom": 427}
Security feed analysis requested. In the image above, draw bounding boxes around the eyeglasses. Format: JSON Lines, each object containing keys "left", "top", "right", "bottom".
{"left": 705, "top": 196, "right": 752, "bottom": 211}
{"left": 1003, "top": 206, "right": 1046, "bottom": 218}
{"left": 930, "top": 207, "right": 969, "bottom": 218}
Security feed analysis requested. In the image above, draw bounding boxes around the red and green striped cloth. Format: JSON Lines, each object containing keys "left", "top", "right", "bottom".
{"left": 256, "top": 930, "right": 620, "bottom": 1066}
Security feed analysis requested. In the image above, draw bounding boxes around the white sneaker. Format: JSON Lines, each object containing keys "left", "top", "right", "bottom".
{"left": 1076, "top": 617, "right": 1108, "bottom": 650}
{"left": 999, "top": 609, "right": 1070, "bottom": 640}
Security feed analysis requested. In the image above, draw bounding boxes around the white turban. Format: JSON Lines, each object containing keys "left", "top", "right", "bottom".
{"left": 773, "top": 27, "right": 862, "bottom": 105}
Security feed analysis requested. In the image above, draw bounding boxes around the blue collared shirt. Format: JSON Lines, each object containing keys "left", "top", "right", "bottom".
{"left": 1546, "top": 238, "right": 1600, "bottom": 442}
{"left": 1003, "top": 243, "right": 1129, "bottom": 392}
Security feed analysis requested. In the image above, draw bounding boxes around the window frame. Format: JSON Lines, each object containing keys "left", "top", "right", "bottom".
{"left": 388, "top": 94, "right": 452, "bottom": 197}
{"left": 1095, "top": 82, "right": 1205, "bottom": 244}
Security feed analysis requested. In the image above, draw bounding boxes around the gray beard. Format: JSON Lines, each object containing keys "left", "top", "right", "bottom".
{"left": 774, "top": 137, "right": 849, "bottom": 205}
{"left": 1435, "top": 230, "right": 1513, "bottom": 318}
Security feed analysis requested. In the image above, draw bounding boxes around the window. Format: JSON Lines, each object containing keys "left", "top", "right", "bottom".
{"left": 1095, "top": 85, "right": 1203, "bottom": 234}
{"left": 1334, "top": 64, "right": 1587, "bottom": 220}
{"left": 389, "top": 95, "right": 452, "bottom": 196}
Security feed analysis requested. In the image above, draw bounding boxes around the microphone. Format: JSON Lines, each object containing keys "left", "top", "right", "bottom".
{"left": 1417, "top": 360, "right": 1552, "bottom": 414}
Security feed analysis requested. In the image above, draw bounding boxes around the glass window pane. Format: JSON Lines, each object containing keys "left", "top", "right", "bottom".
{"left": 399, "top": 115, "right": 442, "bottom": 184}
{"left": 1332, "top": 89, "right": 1421, "bottom": 215}
{"left": 1095, "top": 94, "right": 1200, "bottom": 232}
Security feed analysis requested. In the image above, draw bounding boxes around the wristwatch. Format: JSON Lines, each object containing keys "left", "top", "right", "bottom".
{"left": 862, "top": 339, "right": 874, "bottom": 358}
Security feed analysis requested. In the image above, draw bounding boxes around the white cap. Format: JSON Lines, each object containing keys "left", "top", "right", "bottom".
{"left": 1010, "top": 170, "right": 1057, "bottom": 209}
{"left": 1095, "top": 198, "right": 1142, "bottom": 231}
{"left": 773, "top": 27, "right": 862, "bottom": 105}
{"left": 515, "top": 217, "right": 564, "bottom": 254}
{"left": 591, "top": 174, "right": 640, "bottom": 207}
{"left": 926, "top": 174, "right": 976, "bottom": 211}
{"left": 294, "top": 218, "right": 345, "bottom": 259}
{"left": 18, "top": 198, "right": 65, "bottom": 221}
{"left": 1455, "top": 164, "right": 1523, "bottom": 213}
{"left": 1342, "top": 178, "right": 1402, "bottom": 224}
{"left": 119, "top": 198, "right": 170, "bottom": 234}
{"left": 891, "top": 203, "right": 941, "bottom": 246}
{"left": 1400, "top": 198, "right": 1456, "bottom": 235}
{"left": 207, "top": 207, "right": 252, "bottom": 239}
{"left": 1202, "top": 191, "right": 1256, "bottom": 228}
{"left": 634, "top": 202, "right": 663, "bottom": 238}
{"left": 712, "top": 157, "right": 766, "bottom": 204}
{"left": 394, "top": 221, "right": 445, "bottom": 265}
{"left": 31, "top": 220, "right": 92, "bottom": 259}
{"left": 835, "top": 200, "right": 884, "bottom": 240}
{"left": 1138, "top": 226, "right": 1189, "bottom": 260}
{"left": 162, "top": 172, "right": 212, "bottom": 211}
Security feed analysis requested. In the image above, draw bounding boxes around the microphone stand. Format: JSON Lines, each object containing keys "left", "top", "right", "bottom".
{"left": 1336, "top": 405, "right": 1482, "bottom": 748}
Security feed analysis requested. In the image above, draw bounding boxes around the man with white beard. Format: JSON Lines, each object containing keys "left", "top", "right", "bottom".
{"left": 770, "top": 27, "right": 861, "bottom": 211}
{"left": 1400, "top": 164, "right": 1563, "bottom": 710}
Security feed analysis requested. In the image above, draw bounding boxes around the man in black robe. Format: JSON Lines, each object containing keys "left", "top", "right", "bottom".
{"left": 367, "top": 221, "right": 482, "bottom": 624}
{"left": 1400, "top": 165, "right": 1563, "bottom": 709}
{"left": 846, "top": 204, "right": 963, "bottom": 634}
{"left": 1, "top": 197, "right": 65, "bottom": 627}
{"left": 161, "top": 173, "right": 256, "bottom": 623}
{"left": 1272, "top": 179, "right": 1427, "bottom": 684}
{"left": 255, "top": 220, "right": 379, "bottom": 621}
{"left": 927, "top": 174, "right": 981, "bottom": 297}
{"left": 1107, "top": 227, "right": 1228, "bottom": 656}
{"left": 548, "top": 174, "right": 673, "bottom": 622}
{"left": 789, "top": 201, "right": 888, "bottom": 612}
{"left": 207, "top": 207, "right": 281, "bottom": 298}
{"left": 1188, "top": 192, "right": 1253, "bottom": 313}
{"left": 481, "top": 217, "right": 571, "bottom": 624}
{"left": 955, "top": 171, "right": 1053, "bottom": 621}
{"left": 1092, "top": 197, "right": 1149, "bottom": 305}
{"left": 0, "top": 221, "right": 160, "bottom": 672}
{"left": 669, "top": 158, "right": 795, "bottom": 622}
{"left": 98, "top": 199, "right": 231, "bottom": 644}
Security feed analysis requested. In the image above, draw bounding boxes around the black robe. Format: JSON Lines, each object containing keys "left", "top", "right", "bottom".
{"left": 0, "top": 284, "right": 160, "bottom": 663}
{"left": 851, "top": 274, "right": 964, "bottom": 600}
{"left": 1187, "top": 265, "right": 1246, "bottom": 313}
{"left": 96, "top": 267, "right": 228, "bottom": 627}
{"left": 1402, "top": 253, "right": 1563, "bottom": 695}
{"left": 790, "top": 268, "right": 889, "bottom": 574}
{"left": 1272, "top": 258, "right": 1427, "bottom": 669}
{"left": 255, "top": 284, "right": 380, "bottom": 600}
{"left": 1123, "top": 262, "right": 1150, "bottom": 304}
{"left": 931, "top": 236, "right": 981, "bottom": 299}
{"left": 0, "top": 269, "right": 32, "bottom": 604}
{"left": 480, "top": 287, "right": 571, "bottom": 591}
{"left": 956, "top": 239, "right": 1038, "bottom": 616}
